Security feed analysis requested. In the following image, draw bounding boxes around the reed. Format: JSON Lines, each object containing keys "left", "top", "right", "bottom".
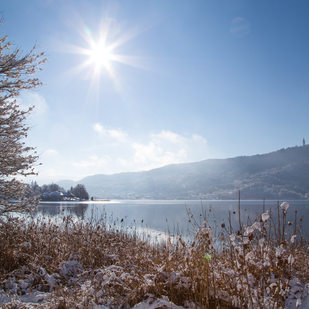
{"left": 0, "top": 201, "right": 308, "bottom": 308}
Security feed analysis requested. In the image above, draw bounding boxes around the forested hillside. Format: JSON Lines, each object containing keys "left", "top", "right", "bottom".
{"left": 58, "top": 146, "right": 309, "bottom": 200}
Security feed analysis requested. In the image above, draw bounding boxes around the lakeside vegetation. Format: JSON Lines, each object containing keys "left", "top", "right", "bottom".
{"left": 1, "top": 202, "right": 309, "bottom": 308}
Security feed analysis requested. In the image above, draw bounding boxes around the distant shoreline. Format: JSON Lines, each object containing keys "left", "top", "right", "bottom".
{"left": 37, "top": 198, "right": 309, "bottom": 203}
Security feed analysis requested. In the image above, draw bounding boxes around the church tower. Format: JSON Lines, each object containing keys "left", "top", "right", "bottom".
{"left": 303, "top": 138, "right": 306, "bottom": 146}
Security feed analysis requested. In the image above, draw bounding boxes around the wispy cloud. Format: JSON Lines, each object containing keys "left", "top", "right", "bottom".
{"left": 132, "top": 142, "right": 186, "bottom": 170}
{"left": 111, "top": 130, "right": 206, "bottom": 172}
{"left": 192, "top": 134, "right": 207, "bottom": 144}
{"left": 72, "top": 129, "right": 209, "bottom": 175}
{"left": 152, "top": 130, "right": 207, "bottom": 145}
{"left": 35, "top": 128, "right": 213, "bottom": 180}
{"left": 92, "top": 123, "right": 128, "bottom": 141}
{"left": 132, "top": 142, "right": 164, "bottom": 165}
{"left": 72, "top": 155, "right": 109, "bottom": 168}
{"left": 18, "top": 91, "right": 49, "bottom": 115}
{"left": 44, "top": 149, "right": 59, "bottom": 156}
{"left": 154, "top": 130, "right": 184, "bottom": 143}
{"left": 126, "top": 130, "right": 208, "bottom": 171}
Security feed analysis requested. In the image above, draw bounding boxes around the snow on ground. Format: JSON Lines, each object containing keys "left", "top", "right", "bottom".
{"left": 132, "top": 295, "right": 185, "bottom": 309}
{"left": 1, "top": 260, "right": 309, "bottom": 308}
{"left": 0, "top": 257, "right": 186, "bottom": 308}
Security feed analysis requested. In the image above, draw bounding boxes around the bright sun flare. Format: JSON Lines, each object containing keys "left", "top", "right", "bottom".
{"left": 65, "top": 17, "right": 150, "bottom": 97}
{"left": 89, "top": 43, "right": 111, "bottom": 68}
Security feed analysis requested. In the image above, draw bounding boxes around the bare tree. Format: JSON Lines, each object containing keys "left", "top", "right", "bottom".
{"left": 0, "top": 20, "right": 46, "bottom": 217}
{"left": 71, "top": 184, "right": 89, "bottom": 200}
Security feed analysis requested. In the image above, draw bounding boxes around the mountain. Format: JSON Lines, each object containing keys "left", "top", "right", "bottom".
{"left": 66, "top": 146, "right": 309, "bottom": 200}
{"left": 56, "top": 179, "right": 75, "bottom": 190}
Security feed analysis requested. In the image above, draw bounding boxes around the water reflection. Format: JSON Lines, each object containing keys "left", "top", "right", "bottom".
{"left": 38, "top": 202, "right": 89, "bottom": 218}
{"left": 35, "top": 200, "right": 309, "bottom": 242}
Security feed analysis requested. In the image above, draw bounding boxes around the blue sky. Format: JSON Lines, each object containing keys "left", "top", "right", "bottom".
{"left": 2, "top": 0, "right": 309, "bottom": 183}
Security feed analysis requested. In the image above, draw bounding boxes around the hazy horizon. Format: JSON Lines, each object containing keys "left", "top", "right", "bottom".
{"left": 2, "top": 0, "right": 309, "bottom": 183}
{"left": 32, "top": 144, "right": 308, "bottom": 186}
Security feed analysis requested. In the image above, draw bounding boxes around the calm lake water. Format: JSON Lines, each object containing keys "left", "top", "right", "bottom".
{"left": 34, "top": 200, "right": 309, "bottom": 242}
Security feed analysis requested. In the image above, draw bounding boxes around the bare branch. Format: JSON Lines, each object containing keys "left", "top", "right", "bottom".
{"left": 0, "top": 19, "right": 46, "bottom": 216}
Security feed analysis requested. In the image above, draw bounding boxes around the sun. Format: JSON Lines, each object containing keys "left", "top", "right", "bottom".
{"left": 88, "top": 42, "right": 112, "bottom": 68}
{"left": 62, "top": 16, "right": 152, "bottom": 99}
{"left": 73, "top": 36, "right": 117, "bottom": 89}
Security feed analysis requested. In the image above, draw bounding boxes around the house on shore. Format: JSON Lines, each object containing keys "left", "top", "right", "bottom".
{"left": 41, "top": 191, "right": 76, "bottom": 201}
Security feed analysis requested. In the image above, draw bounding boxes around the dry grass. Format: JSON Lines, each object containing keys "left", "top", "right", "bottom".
{"left": 0, "top": 214, "right": 169, "bottom": 308}
{"left": 0, "top": 203, "right": 309, "bottom": 308}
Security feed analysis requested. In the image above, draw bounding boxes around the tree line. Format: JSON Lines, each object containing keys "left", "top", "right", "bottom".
{"left": 26, "top": 181, "right": 90, "bottom": 201}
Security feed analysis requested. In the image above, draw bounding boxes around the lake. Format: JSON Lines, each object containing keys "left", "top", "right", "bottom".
{"left": 35, "top": 200, "right": 309, "bottom": 242}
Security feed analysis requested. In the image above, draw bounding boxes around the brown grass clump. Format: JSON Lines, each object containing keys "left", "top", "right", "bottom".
{"left": 1, "top": 202, "right": 309, "bottom": 308}
{"left": 0, "top": 214, "right": 170, "bottom": 308}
